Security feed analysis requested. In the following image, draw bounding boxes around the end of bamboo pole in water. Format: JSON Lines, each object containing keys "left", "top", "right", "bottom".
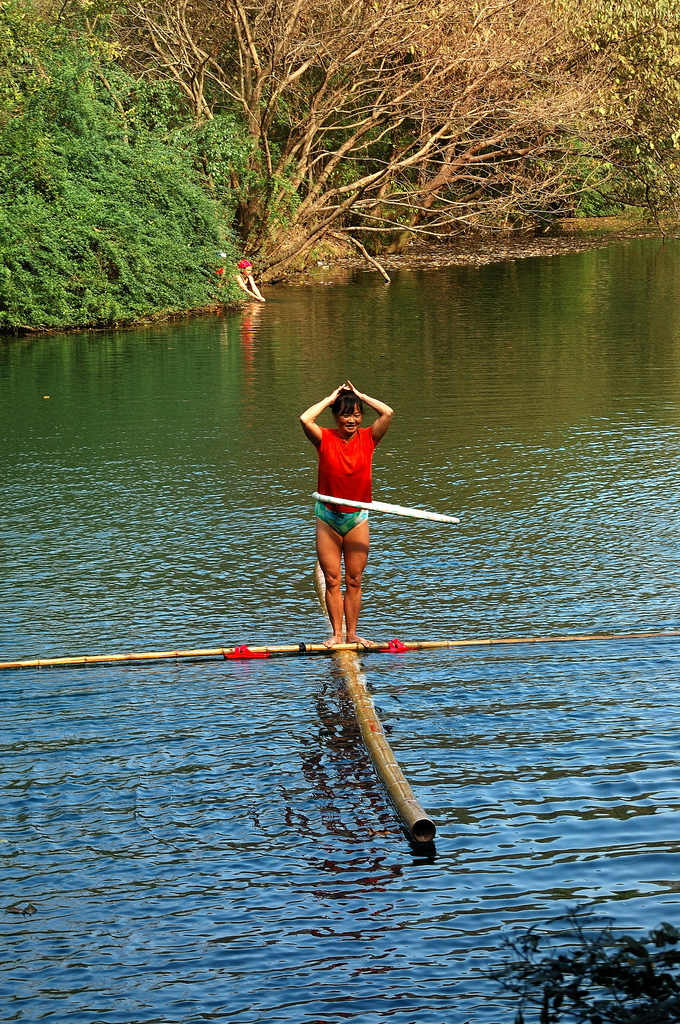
{"left": 408, "top": 810, "right": 437, "bottom": 845}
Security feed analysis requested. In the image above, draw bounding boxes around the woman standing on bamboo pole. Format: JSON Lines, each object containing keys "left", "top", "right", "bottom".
{"left": 300, "top": 381, "right": 393, "bottom": 648}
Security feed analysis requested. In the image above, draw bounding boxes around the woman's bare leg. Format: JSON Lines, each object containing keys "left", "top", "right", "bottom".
{"left": 342, "top": 520, "right": 372, "bottom": 644}
{"left": 316, "top": 519, "right": 344, "bottom": 645}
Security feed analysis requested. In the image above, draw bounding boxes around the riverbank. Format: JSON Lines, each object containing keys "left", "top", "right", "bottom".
{"left": 1, "top": 300, "right": 245, "bottom": 338}
{"left": 6, "top": 218, "right": 677, "bottom": 337}
{"left": 288, "top": 218, "right": 679, "bottom": 287}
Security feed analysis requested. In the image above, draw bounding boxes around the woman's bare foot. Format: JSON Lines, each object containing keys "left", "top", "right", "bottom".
{"left": 323, "top": 634, "right": 344, "bottom": 649}
{"left": 346, "top": 634, "right": 379, "bottom": 649}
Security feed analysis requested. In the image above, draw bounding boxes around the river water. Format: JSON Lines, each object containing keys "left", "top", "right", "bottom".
{"left": 2, "top": 236, "right": 680, "bottom": 1023}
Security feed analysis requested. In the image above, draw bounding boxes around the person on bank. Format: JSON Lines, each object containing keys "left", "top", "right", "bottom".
{"left": 235, "top": 259, "right": 265, "bottom": 302}
{"left": 300, "top": 381, "right": 394, "bottom": 648}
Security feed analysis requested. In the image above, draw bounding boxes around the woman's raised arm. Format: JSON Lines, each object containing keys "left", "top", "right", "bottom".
{"left": 299, "top": 385, "right": 346, "bottom": 447}
{"left": 344, "top": 380, "right": 394, "bottom": 443}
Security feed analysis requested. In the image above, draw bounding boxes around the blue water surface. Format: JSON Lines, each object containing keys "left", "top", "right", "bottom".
{"left": 2, "top": 237, "right": 680, "bottom": 1023}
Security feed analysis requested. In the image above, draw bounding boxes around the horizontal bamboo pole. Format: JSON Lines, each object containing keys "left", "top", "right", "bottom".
{"left": 314, "top": 562, "right": 436, "bottom": 845}
{"left": 1, "top": 628, "right": 679, "bottom": 671}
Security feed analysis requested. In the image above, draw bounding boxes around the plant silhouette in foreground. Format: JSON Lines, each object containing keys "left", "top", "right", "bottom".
{"left": 499, "top": 910, "right": 680, "bottom": 1023}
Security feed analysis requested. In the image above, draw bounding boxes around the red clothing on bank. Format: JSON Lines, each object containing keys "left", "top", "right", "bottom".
{"left": 317, "top": 427, "right": 376, "bottom": 513}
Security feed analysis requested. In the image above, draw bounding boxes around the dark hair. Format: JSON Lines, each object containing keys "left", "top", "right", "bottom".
{"left": 331, "top": 390, "right": 363, "bottom": 416}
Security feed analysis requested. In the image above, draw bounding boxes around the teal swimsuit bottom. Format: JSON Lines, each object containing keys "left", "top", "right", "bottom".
{"left": 315, "top": 500, "right": 368, "bottom": 537}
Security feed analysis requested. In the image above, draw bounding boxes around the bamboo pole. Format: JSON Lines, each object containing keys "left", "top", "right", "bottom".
{"left": 1, "top": 628, "right": 679, "bottom": 671}
{"left": 313, "top": 562, "right": 436, "bottom": 845}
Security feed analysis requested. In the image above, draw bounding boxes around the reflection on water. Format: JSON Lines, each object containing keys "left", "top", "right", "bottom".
{"left": 1, "top": 237, "right": 680, "bottom": 1022}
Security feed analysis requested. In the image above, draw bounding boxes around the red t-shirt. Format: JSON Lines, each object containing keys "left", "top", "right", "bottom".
{"left": 318, "top": 427, "right": 376, "bottom": 513}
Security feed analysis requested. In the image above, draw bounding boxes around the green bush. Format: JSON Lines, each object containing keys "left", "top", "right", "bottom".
{"left": 0, "top": 2, "right": 240, "bottom": 331}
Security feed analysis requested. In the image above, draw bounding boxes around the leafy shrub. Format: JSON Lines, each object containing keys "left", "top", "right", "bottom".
{"left": 0, "top": 2, "right": 240, "bottom": 331}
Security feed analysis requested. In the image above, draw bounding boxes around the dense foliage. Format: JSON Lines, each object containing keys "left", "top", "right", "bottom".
{"left": 0, "top": 0, "right": 239, "bottom": 331}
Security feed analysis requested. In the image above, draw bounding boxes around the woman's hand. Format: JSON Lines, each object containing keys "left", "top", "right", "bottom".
{"left": 342, "top": 379, "right": 362, "bottom": 398}
{"left": 329, "top": 383, "right": 351, "bottom": 402}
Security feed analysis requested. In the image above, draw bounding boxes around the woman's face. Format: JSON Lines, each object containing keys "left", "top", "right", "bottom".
{"left": 335, "top": 403, "right": 363, "bottom": 438}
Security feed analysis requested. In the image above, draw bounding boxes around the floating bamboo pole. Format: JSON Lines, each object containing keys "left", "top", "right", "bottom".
{"left": 1, "top": 628, "right": 679, "bottom": 671}
{"left": 313, "top": 562, "right": 436, "bottom": 845}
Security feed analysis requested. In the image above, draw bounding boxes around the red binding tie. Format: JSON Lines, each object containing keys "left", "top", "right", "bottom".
{"left": 224, "top": 645, "right": 270, "bottom": 660}
{"left": 386, "top": 638, "right": 408, "bottom": 653}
